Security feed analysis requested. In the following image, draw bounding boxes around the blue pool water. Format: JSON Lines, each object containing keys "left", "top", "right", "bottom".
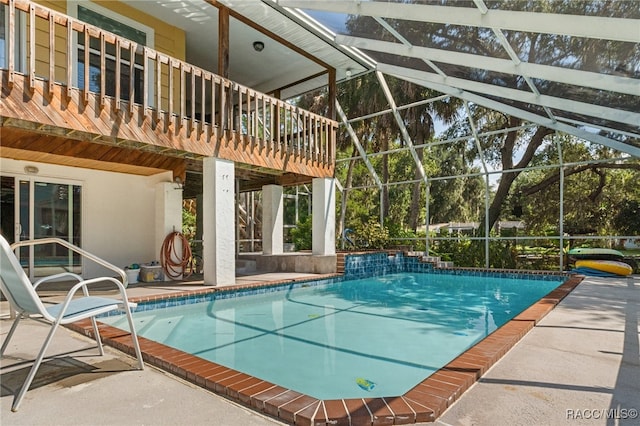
{"left": 102, "top": 272, "right": 564, "bottom": 399}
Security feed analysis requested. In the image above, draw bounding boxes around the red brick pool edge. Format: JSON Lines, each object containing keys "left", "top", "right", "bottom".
{"left": 68, "top": 273, "right": 584, "bottom": 426}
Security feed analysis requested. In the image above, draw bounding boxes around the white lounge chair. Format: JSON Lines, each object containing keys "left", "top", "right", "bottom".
{"left": 0, "top": 236, "right": 144, "bottom": 412}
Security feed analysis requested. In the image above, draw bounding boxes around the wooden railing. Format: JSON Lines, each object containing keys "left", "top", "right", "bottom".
{"left": 0, "top": 0, "right": 336, "bottom": 169}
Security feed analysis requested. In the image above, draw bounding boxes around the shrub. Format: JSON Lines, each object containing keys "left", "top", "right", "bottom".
{"left": 353, "top": 219, "right": 389, "bottom": 249}
{"left": 290, "top": 216, "right": 313, "bottom": 250}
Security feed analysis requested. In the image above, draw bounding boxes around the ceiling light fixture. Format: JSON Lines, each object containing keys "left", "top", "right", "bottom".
{"left": 253, "top": 41, "right": 265, "bottom": 52}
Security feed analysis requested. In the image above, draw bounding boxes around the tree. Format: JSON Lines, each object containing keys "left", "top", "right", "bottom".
{"left": 613, "top": 200, "right": 640, "bottom": 235}
{"left": 476, "top": 111, "right": 554, "bottom": 234}
{"left": 299, "top": 0, "right": 639, "bottom": 254}
{"left": 428, "top": 125, "right": 485, "bottom": 224}
{"left": 507, "top": 137, "right": 640, "bottom": 237}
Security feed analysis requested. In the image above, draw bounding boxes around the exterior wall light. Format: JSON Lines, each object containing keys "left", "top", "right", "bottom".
{"left": 173, "top": 176, "right": 184, "bottom": 190}
{"left": 253, "top": 41, "right": 265, "bottom": 52}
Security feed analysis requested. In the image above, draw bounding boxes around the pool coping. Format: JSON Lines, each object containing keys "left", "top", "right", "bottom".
{"left": 68, "top": 271, "right": 584, "bottom": 426}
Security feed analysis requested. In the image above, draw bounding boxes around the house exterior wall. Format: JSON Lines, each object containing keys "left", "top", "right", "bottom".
{"left": 30, "top": 0, "right": 186, "bottom": 109}
{"left": 1, "top": 158, "right": 175, "bottom": 278}
{"left": 1, "top": 0, "right": 339, "bottom": 283}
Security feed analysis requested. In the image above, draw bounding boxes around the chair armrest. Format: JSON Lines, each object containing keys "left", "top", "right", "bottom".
{"left": 53, "top": 276, "right": 134, "bottom": 324}
{"left": 33, "top": 272, "right": 83, "bottom": 290}
{"left": 10, "top": 238, "right": 128, "bottom": 288}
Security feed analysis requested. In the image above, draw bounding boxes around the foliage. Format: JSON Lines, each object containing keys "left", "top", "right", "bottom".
{"left": 182, "top": 205, "right": 196, "bottom": 241}
{"left": 487, "top": 239, "right": 518, "bottom": 269}
{"left": 290, "top": 215, "right": 313, "bottom": 251}
{"left": 432, "top": 231, "right": 472, "bottom": 263}
{"left": 613, "top": 200, "right": 640, "bottom": 235}
{"left": 508, "top": 138, "right": 640, "bottom": 238}
{"left": 283, "top": 186, "right": 311, "bottom": 227}
{"left": 431, "top": 232, "right": 518, "bottom": 269}
{"left": 329, "top": 69, "right": 463, "bottom": 234}
{"left": 352, "top": 219, "right": 389, "bottom": 250}
{"left": 385, "top": 220, "right": 427, "bottom": 251}
{"left": 428, "top": 141, "right": 485, "bottom": 224}
{"left": 386, "top": 219, "right": 414, "bottom": 240}
{"left": 293, "top": 3, "right": 640, "bottom": 261}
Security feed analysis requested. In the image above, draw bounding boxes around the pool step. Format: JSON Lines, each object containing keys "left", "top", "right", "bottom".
{"left": 334, "top": 251, "right": 453, "bottom": 275}
{"left": 419, "top": 254, "right": 455, "bottom": 269}
{"left": 422, "top": 255, "right": 440, "bottom": 263}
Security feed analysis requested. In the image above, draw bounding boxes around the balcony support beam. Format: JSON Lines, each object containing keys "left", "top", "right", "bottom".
{"left": 202, "top": 157, "right": 236, "bottom": 286}
{"left": 218, "top": 6, "right": 230, "bottom": 79}
{"left": 312, "top": 177, "right": 336, "bottom": 256}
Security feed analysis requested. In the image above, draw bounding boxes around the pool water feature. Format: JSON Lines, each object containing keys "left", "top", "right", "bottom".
{"left": 102, "top": 272, "right": 565, "bottom": 400}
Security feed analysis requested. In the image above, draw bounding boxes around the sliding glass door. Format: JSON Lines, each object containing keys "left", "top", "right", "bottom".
{"left": 0, "top": 176, "right": 82, "bottom": 280}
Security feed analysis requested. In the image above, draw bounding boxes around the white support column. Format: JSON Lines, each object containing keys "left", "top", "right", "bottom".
{"left": 262, "top": 184, "right": 284, "bottom": 255}
{"left": 312, "top": 178, "right": 336, "bottom": 256}
{"left": 156, "top": 180, "right": 183, "bottom": 280}
{"left": 202, "top": 158, "right": 235, "bottom": 286}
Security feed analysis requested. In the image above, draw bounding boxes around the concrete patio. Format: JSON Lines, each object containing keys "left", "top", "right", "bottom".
{"left": 1, "top": 273, "right": 638, "bottom": 425}
{"left": 435, "top": 274, "right": 639, "bottom": 426}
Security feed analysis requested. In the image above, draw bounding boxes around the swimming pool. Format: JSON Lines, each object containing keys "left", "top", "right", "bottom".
{"left": 101, "top": 271, "right": 565, "bottom": 400}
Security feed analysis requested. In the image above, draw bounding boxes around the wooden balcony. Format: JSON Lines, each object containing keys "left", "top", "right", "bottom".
{"left": 0, "top": 0, "right": 337, "bottom": 183}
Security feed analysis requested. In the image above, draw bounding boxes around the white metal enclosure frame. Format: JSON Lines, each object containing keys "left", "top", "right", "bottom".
{"left": 276, "top": 0, "right": 639, "bottom": 156}
{"left": 269, "top": 0, "right": 639, "bottom": 268}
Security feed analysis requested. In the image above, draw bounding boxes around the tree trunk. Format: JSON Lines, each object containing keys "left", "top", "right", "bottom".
{"left": 408, "top": 115, "right": 430, "bottom": 232}
{"left": 408, "top": 146, "right": 424, "bottom": 231}
{"left": 382, "top": 137, "right": 390, "bottom": 220}
{"left": 480, "top": 124, "right": 553, "bottom": 234}
{"left": 338, "top": 146, "right": 358, "bottom": 246}
{"left": 485, "top": 171, "right": 518, "bottom": 234}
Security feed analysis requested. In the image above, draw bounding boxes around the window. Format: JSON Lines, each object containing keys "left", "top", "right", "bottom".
{"left": 68, "top": 1, "right": 154, "bottom": 104}
{"left": 0, "top": 4, "right": 25, "bottom": 72}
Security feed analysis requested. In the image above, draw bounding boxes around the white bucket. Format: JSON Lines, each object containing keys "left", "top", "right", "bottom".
{"left": 125, "top": 268, "right": 139, "bottom": 284}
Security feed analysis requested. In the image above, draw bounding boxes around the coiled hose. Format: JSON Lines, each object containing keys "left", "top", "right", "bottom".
{"left": 160, "top": 231, "right": 192, "bottom": 280}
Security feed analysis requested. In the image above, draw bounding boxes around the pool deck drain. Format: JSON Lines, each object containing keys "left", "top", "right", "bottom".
{"left": 64, "top": 273, "right": 584, "bottom": 426}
